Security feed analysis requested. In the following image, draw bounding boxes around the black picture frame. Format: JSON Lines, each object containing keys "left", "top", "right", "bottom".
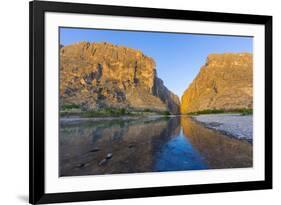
{"left": 29, "top": 0, "right": 272, "bottom": 204}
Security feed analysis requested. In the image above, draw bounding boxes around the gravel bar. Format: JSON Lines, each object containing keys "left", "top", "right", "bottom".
{"left": 192, "top": 114, "right": 253, "bottom": 141}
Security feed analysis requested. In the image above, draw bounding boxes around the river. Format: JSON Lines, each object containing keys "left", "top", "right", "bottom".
{"left": 59, "top": 115, "right": 252, "bottom": 177}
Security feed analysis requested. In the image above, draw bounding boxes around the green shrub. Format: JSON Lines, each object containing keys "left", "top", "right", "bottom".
{"left": 162, "top": 111, "right": 171, "bottom": 115}
{"left": 240, "top": 108, "right": 253, "bottom": 115}
{"left": 120, "top": 108, "right": 126, "bottom": 115}
{"left": 187, "top": 108, "right": 253, "bottom": 115}
{"left": 61, "top": 103, "right": 80, "bottom": 110}
{"left": 187, "top": 109, "right": 224, "bottom": 115}
{"left": 81, "top": 108, "right": 131, "bottom": 117}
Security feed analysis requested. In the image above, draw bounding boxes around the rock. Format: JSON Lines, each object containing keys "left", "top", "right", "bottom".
{"left": 208, "top": 122, "right": 222, "bottom": 127}
{"left": 128, "top": 144, "right": 135, "bottom": 148}
{"left": 181, "top": 53, "right": 253, "bottom": 113}
{"left": 76, "top": 163, "right": 89, "bottom": 168}
{"left": 98, "top": 153, "right": 112, "bottom": 166}
{"left": 89, "top": 148, "right": 100, "bottom": 152}
{"left": 98, "top": 159, "right": 107, "bottom": 166}
{"left": 60, "top": 42, "right": 180, "bottom": 114}
{"left": 77, "top": 163, "right": 85, "bottom": 168}
{"left": 106, "top": 153, "right": 112, "bottom": 159}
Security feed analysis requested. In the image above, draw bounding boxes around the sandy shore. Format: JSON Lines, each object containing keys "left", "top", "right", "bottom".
{"left": 192, "top": 114, "right": 253, "bottom": 141}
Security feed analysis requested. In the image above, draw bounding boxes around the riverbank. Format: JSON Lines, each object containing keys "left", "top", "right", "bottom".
{"left": 60, "top": 113, "right": 253, "bottom": 142}
{"left": 60, "top": 107, "right": 171, "bottom": 118}
{"left": 60, "top": 114, "right": 175, "bottom": 125}
{"left": 191, "top": 114, "right": 253, "bottom": 142}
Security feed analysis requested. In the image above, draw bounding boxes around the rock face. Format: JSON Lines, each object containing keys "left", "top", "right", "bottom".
{"left": 60, "top": 42, "right": 180, "bottom": 114}
{"left": 181, "top": 53, "right": 253, "bottom": 113}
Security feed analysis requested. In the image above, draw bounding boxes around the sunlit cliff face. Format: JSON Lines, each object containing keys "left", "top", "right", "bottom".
{"left": 60, "top": 42, "right": 180, "bottom": 114}
{"left": 181, "top": 53, "right": 253, "bottom": 114}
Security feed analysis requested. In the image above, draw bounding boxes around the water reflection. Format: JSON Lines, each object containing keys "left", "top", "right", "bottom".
{"left": 154, "top": 129, "right": 208, "bottom": 171}
{"left": 59, "top": 116, "right": 252, "bottom": 177}
{"left": 181, "top": 117, "right": 252, "bottom": 169}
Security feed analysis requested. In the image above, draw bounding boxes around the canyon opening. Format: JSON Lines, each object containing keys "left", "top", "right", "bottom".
{"left": 59, "top": 27, "right": 253, "bottom": 177}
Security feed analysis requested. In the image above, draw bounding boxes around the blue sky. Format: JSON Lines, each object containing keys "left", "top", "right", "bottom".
{"left": 60, "top": 27, "right": 253, "bottom": 98}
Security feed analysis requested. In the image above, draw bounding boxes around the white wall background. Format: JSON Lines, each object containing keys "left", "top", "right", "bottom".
{"left": 0, "top": 0, "right": 279, "bottom": 204}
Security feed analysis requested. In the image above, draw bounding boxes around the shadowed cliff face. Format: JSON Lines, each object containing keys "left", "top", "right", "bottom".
{"left": 60, "top": 42, "right": 180, "bottom": 114}
{"left": 181, "top": 53, "right": 253, "bottom": 113}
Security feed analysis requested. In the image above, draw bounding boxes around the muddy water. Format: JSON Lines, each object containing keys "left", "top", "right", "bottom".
{"left": 59, "top": 116, "right": 252, "bottom": 177}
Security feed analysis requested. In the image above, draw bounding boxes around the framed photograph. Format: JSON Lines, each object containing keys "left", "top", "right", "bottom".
{"left": 29, "top": 0, "right": 272, "bottom": 204}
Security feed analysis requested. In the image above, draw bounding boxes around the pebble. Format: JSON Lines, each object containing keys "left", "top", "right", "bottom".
{"left": 106, "top": 153, "right": 113, "bottom": 159}
{"left": 128, "top": 144, "right": 135, "bottom": 148}
{"left": 98, "top": 159, "right": 107, "bottom": 166}
{"left": 90, "top": 148, "right": 100, "bottom": 152}
{"left": 77, "top": 163, "right": 85, "bottom": 168}
{"left": 76, "top": 163, "right": 89, "bottom": 168}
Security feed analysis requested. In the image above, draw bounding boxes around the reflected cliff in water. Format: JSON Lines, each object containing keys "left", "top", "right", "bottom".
{"left": 59, "top": 116, "right": 252, "bottom": 177}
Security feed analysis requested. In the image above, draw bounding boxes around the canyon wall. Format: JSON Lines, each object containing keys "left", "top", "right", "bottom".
{"left": 60, "top": 42, "right": 180, "bottom": 114}
{"left": 181, "top": 53, "right": 253, "bottom": 113}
